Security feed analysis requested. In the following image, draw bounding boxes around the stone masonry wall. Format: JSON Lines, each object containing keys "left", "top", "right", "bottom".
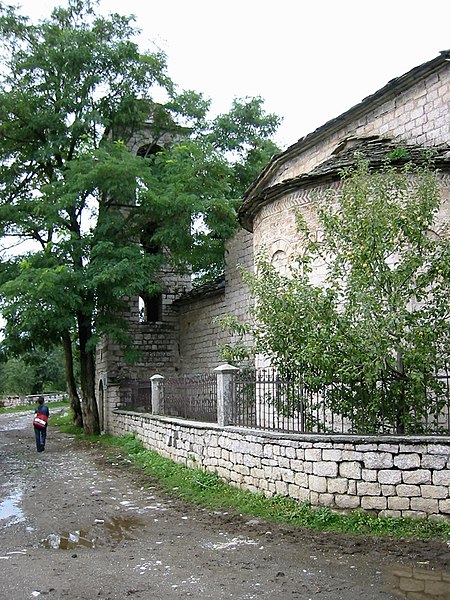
{"left": 111, "top": 410, "right": 450, "bottom": 521}
{"left": 268, "top": 62, "right": 450, "bottom": 187}
{"left": 176, "top": 228, "right": 254, "bottom": 374}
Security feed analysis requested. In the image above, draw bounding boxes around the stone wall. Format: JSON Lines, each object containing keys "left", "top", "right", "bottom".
{"left": 111, "top": 410, "right": 450, "bottom": 521}
{"left": 0, "top": 393, "right": 67, "bottom": 408}
{"left": 176, "top": 228, "right": 254, "bottom": 374}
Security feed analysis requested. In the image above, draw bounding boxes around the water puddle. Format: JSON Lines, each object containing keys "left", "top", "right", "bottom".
{"left": 388, "top": 564, "right": 450, "bottom": 599}
{"left": 43, "top": 530, "right": 96, "bottom": 550}
{"left": 41, "top": 515, "right": 141, "bottom": 550}
{"left": 0, "top": 486, "right": 25, "bottom": 527}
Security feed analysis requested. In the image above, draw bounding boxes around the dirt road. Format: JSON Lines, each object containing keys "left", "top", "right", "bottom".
{"left": 1, "top": 410, "right": 449, "bottom": 600}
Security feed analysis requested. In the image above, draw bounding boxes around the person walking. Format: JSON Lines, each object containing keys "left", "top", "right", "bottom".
{"left": 33, "top": 396, "right": 49, "bottom": 452}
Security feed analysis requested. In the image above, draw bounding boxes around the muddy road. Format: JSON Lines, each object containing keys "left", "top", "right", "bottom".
{"left": 1, "top": 410, "right": 449, "bottom": 600}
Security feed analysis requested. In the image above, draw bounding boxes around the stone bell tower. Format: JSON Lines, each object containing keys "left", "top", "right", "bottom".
{"left": 95, "top": 118, "right": 192, "bottom": 432}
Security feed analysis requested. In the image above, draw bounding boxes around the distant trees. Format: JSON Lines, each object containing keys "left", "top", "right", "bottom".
{"left": 0, "top": 0, "right": 281, "bottom": 432}
{"left": 0, "top": 347, "right": 66, "bottom": 396}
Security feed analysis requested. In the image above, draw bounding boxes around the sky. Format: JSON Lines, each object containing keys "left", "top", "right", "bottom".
{"left": 9, "top": 0, "right": 450, "bottom": 149}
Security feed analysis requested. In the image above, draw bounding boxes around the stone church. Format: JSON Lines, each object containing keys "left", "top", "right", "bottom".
{"left": 97, "top": 50, "right": 450, "bottom": 432}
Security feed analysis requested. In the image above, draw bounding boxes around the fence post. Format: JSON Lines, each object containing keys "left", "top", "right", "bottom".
{"left": 214, "top": 364, "right": 239, "bottom": 427}
{"left": 150, "top": 374, "right": 164, "bottom": 415}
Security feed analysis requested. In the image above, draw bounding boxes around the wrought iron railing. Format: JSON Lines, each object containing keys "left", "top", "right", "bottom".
{"left": 232, "top": 369, "right": 450, "bottom": 435}
{"left": 161, "top": 373, "right": 217, "bottom": 423}
{"left": 119, "top": 368, "right": 450, "bottom": 435}
{"left": 119, "top": 380, "right": 152, "bottom": 413}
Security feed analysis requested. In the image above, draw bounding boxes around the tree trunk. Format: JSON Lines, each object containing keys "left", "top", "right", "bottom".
{"left": 77, "top": 312, "right": 100, "bottom": 436}
{"left": 61, "top": 331, "right": 83, "bottom": 428}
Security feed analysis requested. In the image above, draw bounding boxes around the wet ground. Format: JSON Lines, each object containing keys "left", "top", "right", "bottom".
{"left": 1, "top": 410, "right": 449, "bottom": 600}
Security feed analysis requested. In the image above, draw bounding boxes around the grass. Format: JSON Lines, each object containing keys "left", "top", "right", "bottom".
{"left": 50, "top": 413, "right": 450, "bottom": 542}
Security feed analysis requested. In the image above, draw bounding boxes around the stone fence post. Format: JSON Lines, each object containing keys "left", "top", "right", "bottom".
{"left": 150, "top": 374, "right": 164, "bottom": 415}
{"left": 214, "top": 364, "right": 239, "bottom": 427}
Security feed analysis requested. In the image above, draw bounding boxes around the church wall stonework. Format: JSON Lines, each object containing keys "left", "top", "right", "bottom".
{"left": 176, "top": 228, "right": 254, "bottom": 374}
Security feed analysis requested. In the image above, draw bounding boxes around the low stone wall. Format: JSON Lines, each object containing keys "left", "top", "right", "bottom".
{"left": 0, "top": 393, "right": 67, "bottom": 408}
{"left": 112, "top": 410, "right": 450, "bottom": 521}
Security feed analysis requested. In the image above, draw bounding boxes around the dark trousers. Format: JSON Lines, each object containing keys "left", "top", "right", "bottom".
{"left": 34, "top": 425, "right": 47, "bottom": 451}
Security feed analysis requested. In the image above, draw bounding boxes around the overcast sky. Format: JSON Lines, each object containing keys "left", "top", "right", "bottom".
{"left": 11, "top": 0, "right": 450, "bottom": 148}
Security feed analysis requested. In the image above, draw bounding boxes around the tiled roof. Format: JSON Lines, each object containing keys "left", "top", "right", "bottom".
{"left": 238, "top": 136, "right": 450, "bottom": 231}
{"left": 240, "top": 51, "right": 450, "bottom": 231}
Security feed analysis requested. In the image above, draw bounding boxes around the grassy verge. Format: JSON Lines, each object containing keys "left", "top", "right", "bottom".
{"left": 53, "top": 412, "right": 450, "bottom": 541}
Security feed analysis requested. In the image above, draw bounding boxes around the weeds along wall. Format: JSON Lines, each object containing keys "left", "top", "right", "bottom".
{"left": 111, "top": 410, "right": 450, "bottom": 521}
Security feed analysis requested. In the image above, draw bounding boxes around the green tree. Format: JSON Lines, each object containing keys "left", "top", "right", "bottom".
{"left": 222, "top": 158, "right": 450, "bottom": 433}
{"left": 0, "top": 346, "right": 66, "bottom": 396}
{"left": 0, "top": 0, "right": 280, "bottom": 433}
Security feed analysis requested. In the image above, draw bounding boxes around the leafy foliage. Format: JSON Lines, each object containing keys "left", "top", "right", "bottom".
{"left": 221, "top": 158, "right": 450, "bottom": 433}
{"left": 0, "top": 0, "right": 280, "bottom": 432}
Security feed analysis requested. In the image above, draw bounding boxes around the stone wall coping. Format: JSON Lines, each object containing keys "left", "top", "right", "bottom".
{"left": 113, "top": 409, "right": 223, "bottom": 431}
{"left": 113, "top": 409, "right": 450, "bottom": 444}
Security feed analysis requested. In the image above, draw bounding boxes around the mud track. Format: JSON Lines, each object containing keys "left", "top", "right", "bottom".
{"left": 1, "top": 411, "right": 449, "bottom": 599}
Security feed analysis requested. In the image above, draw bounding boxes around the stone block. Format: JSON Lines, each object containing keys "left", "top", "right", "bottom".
{"left": 364, "top": 452, "right": 393, "bottom": 469}
{"left": 275, "top": 480, "right": 288, "bottom": 496}
{"left": 360, "top": 496, "right": 387, "bottom": 511}
{"left": 290, "top": 459, "right": 306, "bottom": 472}
{"left": 322, "top": 449, "right": 342, "bottom": 462}
{"left": 357, "top": 481, "right": 382, "bottom": 496}
{"left": 420, "top": 485, "right": 448, "bottom": 499}
{"left": 410, "top": 497, "right": 439, "bottom": 513}
{"left": 294, "top": 472, "right": 308, "bottom": 488}
{"left": 379, "top": 509, "right": 401, "bottom": 518}
{"left": 334, "top": 494, "right": 360, "bottom": 509}
{"left": 424, "top": 581, "right": 450, "bottom": 596}
{"left": 381, "top": 485, "right": 396, "bottom": 497}
{"left": 432, "top": 470, "right": 450, "bottom": 486}
{"left": 427, "top": 444, "right": 450, "bottom": 455}
{"left": 394, "top": 454, "right": 421, "bottom": 470}
{"left": 288, "top": 484, "right": 310, "bottom": 503}
{"left": 402, "top": 510, "right": 427, "bottom": 520}
{"left": 402, "top": 470, "right": 431, "bottom": 485}
{"left": 378, "top": 444, "right": 398, "bottom": 453}
{"left": 362, "top": 469, "right": 378, "bottom": 482}
{"left": 342, "top": 450, "right": 363, "bottom": 461}
{"left": 421, "top": 455, "right": 447, "bottom": 469}
{"left": 378, "top": 470, "right": 402, "bottom": 485}
{"left": 313, "top": 461, "right": 338, "bottom": 477}
{"left": 309, "top": 475, "right": 327, "bottom": 493}
{"left": 317, "top": 493, "right": 335, "bottom": 507}
{"left": 339, "top": 461, "right": 362, "bottom": 479}
{"left": 396, "top": 484, "right": 421, "bottom": 497}
{"left": 327, "top": 478, "right": 348, "bottom": 494}
{"left": 438, "top": 499, "right": 450, "bottom": 514}
{"left": 305, "top": 448, "right": 322, "bottom": 461}
{"left": 281, "top": 469, "right": 295, "bottom": 484}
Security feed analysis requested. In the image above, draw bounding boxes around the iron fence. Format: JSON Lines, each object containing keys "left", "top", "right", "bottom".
{"left": 232, "top": 369, "right": 450, "bottom": 435}
{"left": 161, "top": 373, "right": 217, "bottom": 422}
{"left": 120, "top": 368, "right": 450, "bottom": 435}
{"left": 119, "top": 380, "right": 152, "bottom": 413}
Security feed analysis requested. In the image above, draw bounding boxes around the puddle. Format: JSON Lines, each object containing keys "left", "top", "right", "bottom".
{"left": 102, "top": 515, "right": 140, "bottom": 542}
{"left": 43, "top": 530, "right": 96, "bottom": 550}
{"left": 388, "top": 564, "right": 450, "bottom": 599}
{"left": 41, "top": 515, "right": 141, "bottom": 550}
{"left": 0, "top": 486, "right": 25, "bottom": 527}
